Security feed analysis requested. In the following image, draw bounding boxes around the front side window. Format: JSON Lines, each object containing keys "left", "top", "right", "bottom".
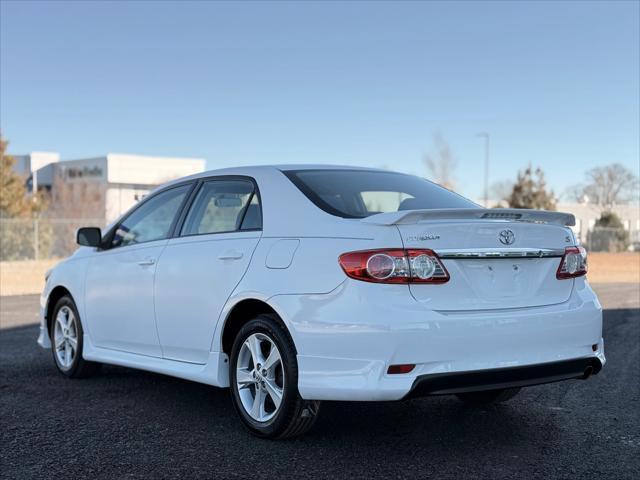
{"left": 181, "top": 179, "right": 260, "bottom": 236}
{"left": 112, "top": 184, "right": 190, "bottom": 248}
{"left": 284, "top": 169, "right": 477, "bottom": 218}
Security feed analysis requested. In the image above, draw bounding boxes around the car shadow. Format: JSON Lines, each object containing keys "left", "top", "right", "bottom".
{"left": 91, "top": 361, "right": 558, "bottom": 452}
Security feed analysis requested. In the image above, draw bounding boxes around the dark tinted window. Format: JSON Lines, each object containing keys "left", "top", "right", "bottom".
{"left": 284, "top": 169, "right": 477, "bottom": 218}
{"left": 240, "top": 193, "right": 262, "bottom": 230}
{"left": 112, "top": 184, "right": 190, "bottom": 248}
{"left": 181, "top": 179, "right": 260, "bottom": 235}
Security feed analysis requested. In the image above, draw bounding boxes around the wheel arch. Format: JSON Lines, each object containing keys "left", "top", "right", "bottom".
{"left": 45, "top": 285, "right": 74, "bottom": 335}
{"left": 217, "top": 297, "right": 294, "bottom": 357}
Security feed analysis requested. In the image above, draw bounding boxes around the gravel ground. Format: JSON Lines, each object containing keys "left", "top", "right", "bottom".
{"left": 0, "top": 284, "right": 639, "bottom": 479}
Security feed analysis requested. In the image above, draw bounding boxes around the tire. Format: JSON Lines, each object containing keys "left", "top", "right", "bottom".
{"left": 229, "top": 314, "right": 321, "bottom": 439}
{"left": 456, "top": 387, "right": 521, "bottom": 406}
{"left": 50, "top": 295, "right": 100, "bottom": 378}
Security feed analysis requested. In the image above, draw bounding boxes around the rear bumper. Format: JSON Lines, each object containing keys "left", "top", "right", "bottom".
{"left": 270, "top": 278, "right": 605, "bottom": 401}
{"left": 405, "top": 357, "right": 603, "bottom": 398}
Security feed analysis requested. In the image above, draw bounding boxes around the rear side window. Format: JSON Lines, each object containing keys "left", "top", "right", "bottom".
{"left": 181, "top": 179, "right": 261, "bottom": 235}
{"left": 284, "top": 169, "right": 477, "bottom": 218}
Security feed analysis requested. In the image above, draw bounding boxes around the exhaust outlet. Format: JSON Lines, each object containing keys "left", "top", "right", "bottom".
{"left": 582, "top": 366, "right": 594, "bottom": 379}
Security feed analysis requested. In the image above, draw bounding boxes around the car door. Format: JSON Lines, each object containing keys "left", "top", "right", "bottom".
{"left": 84, "top": 183, "right": 193, "bottom": 357}
{"left": 154, "top": 177, "right": 262, "bottom": 363}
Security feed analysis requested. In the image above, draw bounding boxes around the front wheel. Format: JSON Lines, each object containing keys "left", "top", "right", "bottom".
{"left": 229, "top": 314, "right": 321, "bottom": 439}
{"left": 50, "top": 295, "right": 100, "bottom": 378}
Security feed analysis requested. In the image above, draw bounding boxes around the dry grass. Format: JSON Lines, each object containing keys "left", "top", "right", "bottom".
{"left": 0, "top": 259, "right": 61, "bottom": 297}
{"left": 0, "top": 253, "right": 637, "bottom": 297}
{"left": 588, "top": 252, "right": 640, "bottom": 284}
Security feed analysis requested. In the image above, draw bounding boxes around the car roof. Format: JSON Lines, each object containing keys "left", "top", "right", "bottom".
{"left": 166, "top": 164, "right": 392, "bottom": 185}
{"left": 207, "top": 163, "right": 385, "bottom": 176}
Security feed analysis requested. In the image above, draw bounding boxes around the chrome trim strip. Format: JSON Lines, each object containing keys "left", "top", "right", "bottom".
{"left": 437, "top": 248, "right": 565, "bottom": 259}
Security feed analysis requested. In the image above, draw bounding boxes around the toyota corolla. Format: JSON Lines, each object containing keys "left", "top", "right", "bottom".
{"left": 38, "top": 165, "right": 605, "bottom": 438}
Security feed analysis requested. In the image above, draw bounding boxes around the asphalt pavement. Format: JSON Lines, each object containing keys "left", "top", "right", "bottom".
{"left": 1, "top": 284, "right": 639, "bottom": 479}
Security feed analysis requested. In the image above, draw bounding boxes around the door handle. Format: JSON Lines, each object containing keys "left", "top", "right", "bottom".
{"left": 218, "top": 250, "right": 243, "bottom": 260}
{"left": 137, "top": 257, "right": 156, "bottom": 266}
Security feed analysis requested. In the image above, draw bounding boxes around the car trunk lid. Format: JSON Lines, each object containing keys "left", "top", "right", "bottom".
{"left": 363, "top": 209, "right": 576, "bottom": 311}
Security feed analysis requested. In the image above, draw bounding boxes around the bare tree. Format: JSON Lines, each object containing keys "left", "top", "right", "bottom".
{"left": 423, "top": 133, "right": 457, "bottom": 190}
{"left": 490, "top": 180, "right": 514, "bottom": 207}
{"left": 577, "top": 163, "right": 639, "bottom": 211}
{"left": 563, "top": 183, "right": 589, "bottom": 204}
{"left": 47, "top": 170, "right": 106, "bottom": 220}
{"left": 43, "top": 170, "right": 107, "bottom": 257}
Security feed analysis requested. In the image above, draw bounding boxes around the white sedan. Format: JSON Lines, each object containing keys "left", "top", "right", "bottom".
{"left": 38, "top": 165, "right": 605, "bottom": 438}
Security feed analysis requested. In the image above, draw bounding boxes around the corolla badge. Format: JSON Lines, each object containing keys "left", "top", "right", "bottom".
{"left": 406, "top": 233, "right": 440, "bottom": 242}
{"left": 498, "top": 229, "right": 516, "bottom": 245}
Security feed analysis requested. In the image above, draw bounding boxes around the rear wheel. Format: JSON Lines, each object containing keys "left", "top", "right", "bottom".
{"left": 50, "top": 295, "right": 100, "bottom": 378}
{"left": 229, "top": 314, "right": 321, "bottom": 439}
{"left": 456, "top": 387, "right": 521, "bottom": 406}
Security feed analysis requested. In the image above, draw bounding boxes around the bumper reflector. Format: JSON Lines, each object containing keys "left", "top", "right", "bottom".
{"left": 388, "top": 364, "right": 415, "bottom": 374}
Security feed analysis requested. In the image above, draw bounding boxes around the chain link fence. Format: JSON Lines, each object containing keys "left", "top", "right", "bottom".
{"left": 1, "top": 219, "right": 105, "bottom": 261}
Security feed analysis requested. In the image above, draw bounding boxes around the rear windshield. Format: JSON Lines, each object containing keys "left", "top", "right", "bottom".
{"left": 284, "top": 169, "right": 477, "bottom": 218}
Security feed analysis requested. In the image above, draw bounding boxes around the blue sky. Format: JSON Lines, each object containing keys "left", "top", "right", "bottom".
{"left": 1, "top": 0, "right": 638, "bottom": 200}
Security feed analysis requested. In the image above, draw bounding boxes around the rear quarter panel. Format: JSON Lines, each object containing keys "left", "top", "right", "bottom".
{"left": 214, "top": 223, "right": 404, "bottom": 350}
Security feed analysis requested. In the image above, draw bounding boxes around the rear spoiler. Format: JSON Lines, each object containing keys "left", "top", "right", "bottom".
{"left": 361, "top": 208, "right": 575, "bottom": 227}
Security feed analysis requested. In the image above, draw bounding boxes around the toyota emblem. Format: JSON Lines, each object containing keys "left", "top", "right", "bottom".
{"left": 498, "top": 229, "right": 515, "bottom": 245}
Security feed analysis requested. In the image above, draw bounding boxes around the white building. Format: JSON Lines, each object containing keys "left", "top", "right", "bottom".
{"left": 12, "top": 152, "right": 61, "bottom": 193}
{"left": 13, "top": 152, "right": 205, "bottom": 223}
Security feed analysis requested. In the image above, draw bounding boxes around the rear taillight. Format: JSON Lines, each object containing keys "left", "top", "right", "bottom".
{"left": 338, "top": 249, "right": 449, "bottom": 284}
{"left": 556, "top": 246, "right": 588, "bottom": 279}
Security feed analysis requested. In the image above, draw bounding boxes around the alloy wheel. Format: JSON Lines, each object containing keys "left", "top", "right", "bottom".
{"left": 53, "top": 306, "right": 78, "bottom": 370}
{"left": 235, "top": 333, "right": 285, "bottom": 422}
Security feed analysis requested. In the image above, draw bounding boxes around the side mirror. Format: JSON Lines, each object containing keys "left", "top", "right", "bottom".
{"left": 77, "top": 227, "right": 102, "bottom": 247}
